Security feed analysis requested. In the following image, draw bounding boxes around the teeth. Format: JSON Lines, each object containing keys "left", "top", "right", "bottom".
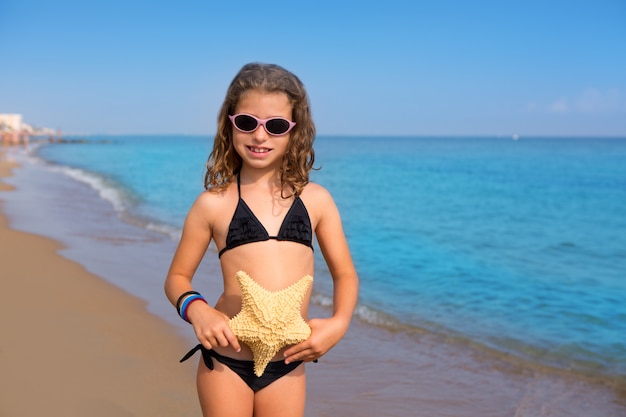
{"left": 250, "top": 147, "right": 269, "bottom": 153}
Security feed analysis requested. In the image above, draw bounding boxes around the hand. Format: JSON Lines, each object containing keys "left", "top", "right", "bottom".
{"left": 283, "top": 317, "right": 347, "bottom": 364}
{"left": 186, "top": 302, "right": 241, "bottom": 352}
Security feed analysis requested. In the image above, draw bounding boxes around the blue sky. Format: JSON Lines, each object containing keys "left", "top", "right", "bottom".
{"left": 1, "top": 0, "right": 625, "bottom": 136}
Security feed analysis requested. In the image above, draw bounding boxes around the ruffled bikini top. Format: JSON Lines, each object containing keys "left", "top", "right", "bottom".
{"left": 218, "top": 175, "right": 314, "bottom": 258}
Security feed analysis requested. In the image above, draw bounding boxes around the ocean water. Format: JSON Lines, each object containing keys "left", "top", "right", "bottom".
{"left": 12, "top": 135, "right": 626, "bottom": 387}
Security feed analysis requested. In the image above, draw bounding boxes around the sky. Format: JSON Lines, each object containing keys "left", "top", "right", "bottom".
{"left": 1, "top": 0, "right": 625, "bottom": 136}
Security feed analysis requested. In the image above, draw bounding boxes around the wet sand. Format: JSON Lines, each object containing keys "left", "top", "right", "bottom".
{"left": 0, "top": 156, "right": 201, "bottom": 416}
{"left": 2, "top": 150, "right": 625, "bottom": 417}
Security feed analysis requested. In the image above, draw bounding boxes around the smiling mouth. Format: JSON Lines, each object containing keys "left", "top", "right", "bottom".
{"left": 248, "top": 146, "right": 271, "bottom": 154}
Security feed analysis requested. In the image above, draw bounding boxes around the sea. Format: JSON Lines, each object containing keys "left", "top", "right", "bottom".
{"left": 3, "top": 135, "right": 626, "bottom": 416}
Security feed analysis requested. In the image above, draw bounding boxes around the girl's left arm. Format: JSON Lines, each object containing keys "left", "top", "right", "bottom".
{"left": 284, "top": 186, "right": 359, "bottom": 364}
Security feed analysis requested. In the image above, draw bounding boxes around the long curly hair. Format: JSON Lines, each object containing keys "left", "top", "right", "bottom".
{"left": 204, "top": 63, "right": 316, "bottom": 195}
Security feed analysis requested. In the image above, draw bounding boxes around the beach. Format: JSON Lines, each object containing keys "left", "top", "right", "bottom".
{"left": 0, "top": 154, "right": 201, "bottom": 416}
{"left": 2, "top": 144, "right": 626, "bottom": 417}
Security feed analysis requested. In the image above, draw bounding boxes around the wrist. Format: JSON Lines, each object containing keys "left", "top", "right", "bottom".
{"left": 177, "top": 292, "right": 208, "bottom": 323}
{"left": 328, "top": 314, "right": 351, "bottom": 334}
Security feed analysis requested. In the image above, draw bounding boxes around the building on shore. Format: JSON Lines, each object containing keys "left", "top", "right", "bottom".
{"left": 1, "top": 113, "right": 58, "bottom": 144}
{"left": 0, "top": 113, "right": 23, "bottom": 131}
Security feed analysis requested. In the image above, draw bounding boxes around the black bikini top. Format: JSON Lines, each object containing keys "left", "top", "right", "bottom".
{"left": 218, "top": 176, "right": 314, "bottom": 258}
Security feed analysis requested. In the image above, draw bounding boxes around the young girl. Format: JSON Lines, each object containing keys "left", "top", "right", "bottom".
{"left": 164, "top": 63, "right": 359, "bottom": 417}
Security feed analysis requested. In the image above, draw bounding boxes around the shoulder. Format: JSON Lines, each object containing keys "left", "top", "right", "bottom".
{"left": 193, "top": 188, "right": 222, "bottom": 208}
{"left": 300, "top": 181, "right": 334, "bottom": 205}
{"left": 299, "top": 182, "right": 339, "bottom": 224}
{"left": 189, "top": 184, "right": 237, "bottom": 217}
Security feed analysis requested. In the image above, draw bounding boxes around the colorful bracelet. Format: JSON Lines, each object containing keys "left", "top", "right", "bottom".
{"left": 176, "top": 290, "right": 200, "bottom": 316}
{"left": 179, "top": 293, "right": 207, "bottom": 323}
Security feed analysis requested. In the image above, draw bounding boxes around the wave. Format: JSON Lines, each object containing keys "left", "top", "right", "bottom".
{"left": 145, "top": 221, "right": 182, "bottom": 242}
{"left": 55, "top": 165, "right": 186, "bottom": 242}
{"left": 311, "top": 292, "right": 409, "bottom": 331}
{"left": 26, "top": 144, "right": 184, "bottom": 243}
{"left": 51, "top": 164, "right": 130, "bottom": 212}
{"left": 310, "top": 290, "right": 626, "bottom": 388}
{"left": 21, "top": 141, "right": 131, "bottom": 213}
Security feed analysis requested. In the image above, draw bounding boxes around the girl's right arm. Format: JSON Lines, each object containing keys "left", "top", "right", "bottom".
{"left": 164, "top": 192, "right": 241, "bottom": 352}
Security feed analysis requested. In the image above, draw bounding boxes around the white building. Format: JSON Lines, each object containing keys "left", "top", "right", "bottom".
{"left": 0, "top": 114, "right": 23, "bottom": 132}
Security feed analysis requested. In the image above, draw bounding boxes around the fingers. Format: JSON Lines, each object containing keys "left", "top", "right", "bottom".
{"left": 225, "top": 330, "right": 241, "bottom": 352}
{"left": 197, "top": 327, "right": 239, "bottom": 352}
{"left": 284, "top": 318, "right": 344, "bottom": 364}
{"left": 284, "top": 341, "right": 322, "bottom": 364}
{"left": 192, "top": 309, "right": 241, "bottom": 352}
{"left": 210, "top": 324, "right": 241, "bottom": 352}
{"left": 282, "top": 344, "right": 301, "bottom": 361}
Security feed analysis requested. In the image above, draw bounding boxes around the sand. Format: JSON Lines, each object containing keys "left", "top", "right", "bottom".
{"left": 0, "top": 155, "right": 201, "bottom": 416}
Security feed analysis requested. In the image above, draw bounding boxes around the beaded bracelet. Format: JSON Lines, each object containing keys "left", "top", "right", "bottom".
{"left": 179, "top": 293, "right": 207, "bottom": 323}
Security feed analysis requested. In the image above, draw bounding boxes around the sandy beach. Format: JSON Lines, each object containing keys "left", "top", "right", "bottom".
{"left": 2, "top": 147, "right": 626, "bottom": 417}
{"left": 0, "top": 155, "right": 201, "bottom": 416}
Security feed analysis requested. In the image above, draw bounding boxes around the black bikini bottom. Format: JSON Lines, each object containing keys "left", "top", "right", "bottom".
{"left": 180, "top": 344, "right": 303, "bottom": 392}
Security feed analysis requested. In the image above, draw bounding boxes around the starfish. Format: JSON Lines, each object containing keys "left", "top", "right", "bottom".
{"left": 229, "top": 271, "right": 313, "bottom": 377}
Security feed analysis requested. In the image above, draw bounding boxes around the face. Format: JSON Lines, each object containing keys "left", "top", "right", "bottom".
{"left": 232, "top": 89, "right": 293, "bottom": 173}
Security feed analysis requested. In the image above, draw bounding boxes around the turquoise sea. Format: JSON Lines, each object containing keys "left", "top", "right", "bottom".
{"left": 3, "top": 135, "right": 626, "bottom": 415}
{"left": 31, "top": 135, "right": 626, "bottom": 376}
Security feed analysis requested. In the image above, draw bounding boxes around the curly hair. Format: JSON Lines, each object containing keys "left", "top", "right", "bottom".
{"left": 204, "top": 63, "right": 316, "bottom": 195}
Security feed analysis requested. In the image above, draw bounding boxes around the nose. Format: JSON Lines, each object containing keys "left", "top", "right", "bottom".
{"left": 251, "top": 123, "right": 269, "bottom": 141}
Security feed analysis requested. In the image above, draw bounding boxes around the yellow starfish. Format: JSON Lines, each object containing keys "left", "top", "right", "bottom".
{"left": 229, "top": 271, "right": 313, "bottom": 377}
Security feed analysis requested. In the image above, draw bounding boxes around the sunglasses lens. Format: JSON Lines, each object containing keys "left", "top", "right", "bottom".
{"left": 265, "top": 118, "right": 291, "bottom": 135}
{"left": 233, "top": 115, "right": 258, "bottom": 132}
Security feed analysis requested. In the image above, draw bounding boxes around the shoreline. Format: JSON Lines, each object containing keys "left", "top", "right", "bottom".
{"left": 0, "top": 153, "right": 201, "bottom": 416}
{"left": 2, "top": 147, "right": 626, "bottom": 417}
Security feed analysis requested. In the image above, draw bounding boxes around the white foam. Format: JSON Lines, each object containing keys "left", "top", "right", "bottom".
{"left": 311, "top": 293, "right": 403, "bottom": 330}
{"left": 52, "top": 164, "right": 129, "bottom": 212}
{"left": 146, "top": 222, "right": 182, "bottom": 242}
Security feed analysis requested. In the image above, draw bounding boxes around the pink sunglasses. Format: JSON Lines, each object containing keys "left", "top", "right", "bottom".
{"left": 229, "top": 113, "right": 296, "bottom": 136}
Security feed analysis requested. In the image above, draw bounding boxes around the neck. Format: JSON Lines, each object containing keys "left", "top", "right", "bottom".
{"left": 239, "top": 167, "right": 282, "bottom": 191}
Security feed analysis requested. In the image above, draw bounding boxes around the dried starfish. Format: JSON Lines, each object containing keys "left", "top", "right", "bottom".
{"left": 229, "top": 271, "right": 313, "bottom": 376}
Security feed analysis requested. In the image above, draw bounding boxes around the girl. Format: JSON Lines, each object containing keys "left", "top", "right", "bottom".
{"left": 164, "top": 63, "right": 359, "bottom": 417}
